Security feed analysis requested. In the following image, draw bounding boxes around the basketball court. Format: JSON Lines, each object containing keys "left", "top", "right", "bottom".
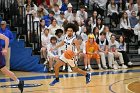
{"left": 0, "top": 67, "right": 140, "bottom": 93}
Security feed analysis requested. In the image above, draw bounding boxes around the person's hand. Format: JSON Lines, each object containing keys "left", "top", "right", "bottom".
{"left": 104, "top": 51, "right": 108, "bottom": 54}
{"left": 49, "top": 48, "right": 54, "bottom": 52}
{"left": 94, "top": 51, "right": 98, "bottom": 54}
{"left": 2, "top": 49, "right": 7, "bottom": 56}
{"left": 128, "top": 27, "right": 131, "bottom": 30}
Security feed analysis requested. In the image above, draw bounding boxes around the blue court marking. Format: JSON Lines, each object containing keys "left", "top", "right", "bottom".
{"left": 0, "top": 69, "right": 140, "bottom": 82}
{"left": 109, "top": 77, "right": 140, "bottom": 93}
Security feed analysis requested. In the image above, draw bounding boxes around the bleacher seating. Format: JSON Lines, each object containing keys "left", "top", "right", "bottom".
{"left": 0, "top": 0, "right": 139, "bottom": 72}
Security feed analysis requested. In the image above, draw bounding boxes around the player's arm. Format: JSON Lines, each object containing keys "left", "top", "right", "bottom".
{"left": 0, "top": 34, "right": 9, "bottom": 50}
{"left": 73, "top": 39, "right": 81, "bottom": 53}
{"left": 53, "top": 41, "right": 65, "bottom": 50}
{"left": 0, "top": 34, "right": 9, "bottom": 55}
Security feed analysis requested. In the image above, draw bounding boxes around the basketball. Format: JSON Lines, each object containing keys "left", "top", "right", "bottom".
{"left": 64, "top": 50, "right": 75, "bottom": 59}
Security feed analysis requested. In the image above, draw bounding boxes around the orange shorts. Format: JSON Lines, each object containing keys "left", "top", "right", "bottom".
{"left": 86, "top": 53, "right": 100, "bottom": 60}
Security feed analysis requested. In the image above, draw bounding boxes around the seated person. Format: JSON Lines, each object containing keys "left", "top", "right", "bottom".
{"left": 83, "top": 34, "right": 102, "bottom": 70}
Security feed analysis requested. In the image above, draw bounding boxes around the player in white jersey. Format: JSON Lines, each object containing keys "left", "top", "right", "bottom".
{"left": 49, "top": 23, "right": 91, "bottom": 86}
{"left": 51, "top": 23, "right": 80, "bottom": 72}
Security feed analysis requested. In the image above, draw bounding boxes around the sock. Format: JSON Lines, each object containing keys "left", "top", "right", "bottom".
{"left": 86, "top": 73, "right": 88, "bottom": 77}
{"left": 50, "top": 68, "right": 53, "bottom": 70}
{"left": 16, "top": 79, "right": 20, "bottom": 84}
{"left": 98, "top": 64, "right": 101, "bottom": 68}
{"left": 62, "top": 66, "right": 65, "bottom": 70}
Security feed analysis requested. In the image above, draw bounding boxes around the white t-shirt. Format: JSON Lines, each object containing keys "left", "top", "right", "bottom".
{"left": 41, "top": 34, "right": 52, "bottom": 48}
{"left": 48, "top": 24, "right": 60, "bottom": 35}
{"left": 109, "top": 40, "right": 119, "bottom": 52}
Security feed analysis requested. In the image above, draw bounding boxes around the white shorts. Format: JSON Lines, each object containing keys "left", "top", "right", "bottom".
{"left": 59, "top": 54, "right": 76, "bottom": 67}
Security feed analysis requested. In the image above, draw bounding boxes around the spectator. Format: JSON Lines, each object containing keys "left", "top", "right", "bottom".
{"left": 126, "top": 4, "right": 134, "bottom": 18}
{"left": 95, "top": 18, "right": 105, "bottom": 34}
{"left": 117, "top": 0, "right": 127, "bottom": 13}
{"left": 42, "top": 11, "right": 55, "bottom": 27}
{"left": 96, "top": 32, "right": 115, "bottom": 69}
{"left": 118, "top": 35, "right": 133, "bottom": 66}
{"left": 109, "top": 34, "right": 127, "bottom": 69}
{"left": 50, "top": 0, "right": 62, "bottom": 9}
{"left": 84, "top": 34, "right": 102, "bottom": 70}
{"left": 90, "top": 11, "right": 98, "bottom": 29}
{"left": 47, "top": 36, "right": 59, "bottom": 73}
{"left": 60, "top": 0, "right": 69, "bottom": 11}
{"left": 67, "top": 10, "right": 81, "bottom": 26}
{"left": 64, "top": 3, "right": 73, "bottom": 20}
{"left": 24, "top": 0, "right": 38, "bottom": 12}
{"left": 120, "top": 12, "right": 134, "bottom": 41}
{"left": 37, "top": 5, "right": 49, "bottom": 18}
{"left": 129, "top": 10, "right": 138, "bottom": 29}
{"left": 80, "top": 26, "right": 89, "bottom": 41}
{"left": 40, "top": 28, "right": 52, "bottom": 64}
{"left": 55, "top": 29, "right": 64, "bottom": 43}
{"left": 76, "top": 5, "right": 88, "bottom": 26}
{"left": 108, "top": 0, "right": 119, "bottom": 27}
{"left": 57, "top": 11, "right": 67, "bottom": 27}
{"left": 40, "top": 19, "right": 48, "bottom": 35}
{"left": 104, "top": 26, "right": 113, "bottom": 42}
{"left": 134, "top": 19, "right": 140, "bottom": 46}
{"left": 52, "top": 4, "right": 61, "bottom": 20}
{"left": 48, "top": 18, "right": 61, "bottom": 35}
{"left": 0, "top": 21, "right": 14, "bottom": 70}
{"left": 90, "top": 0, "right": 107, "bottom": 17}
{"left": 93, "top": 27, "right": 99, "bottom": 41}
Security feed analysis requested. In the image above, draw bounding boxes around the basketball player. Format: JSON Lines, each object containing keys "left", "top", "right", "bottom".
{"left": 0, "top": 34, "right": 24, "bottom": 93}
{"left": 51, "top": 23, "right": 81, "bottom": 72}
{"left": 49, "top": 23, "right": 91, "bottom": 86}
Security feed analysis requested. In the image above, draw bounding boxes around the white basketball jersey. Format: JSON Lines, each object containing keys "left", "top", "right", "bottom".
{"left": 64, "top": 35, "right": 76, "bottom": 51}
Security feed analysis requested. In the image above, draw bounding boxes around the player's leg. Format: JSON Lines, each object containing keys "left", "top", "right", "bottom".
{"left": 67, "top": 60, "right": 91, "bottom": 84}
{"left": 49, "top": 58, "right": 65, "bottom": 86}
{"left": 0, "top": 66, "right": 24, "bottom": 93}
{"left": 48, "top": 57, "right": 54, "bottom": 73}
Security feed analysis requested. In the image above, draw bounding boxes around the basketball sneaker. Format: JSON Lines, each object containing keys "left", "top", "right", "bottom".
{"left": 18, "top": 81, "right": 24, "bottom": 93}
{"left": 86, "top": 73, "right": 91, "bottom": 84}
{"left": 49, "top": 78, "right": 59, "bottom": 86}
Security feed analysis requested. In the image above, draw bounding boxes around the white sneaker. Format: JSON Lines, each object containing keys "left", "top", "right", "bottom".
{"left": 121, "top": 65, "right": 128, "bottom": 69}
{"left": 128, "top": 62, "right": 133, "bottom": 66}
{"left": 113, "top": 65, "right": 118, "bottom": 70}
{"left": 99, "top": 67, "right": 103, "bottom": 70}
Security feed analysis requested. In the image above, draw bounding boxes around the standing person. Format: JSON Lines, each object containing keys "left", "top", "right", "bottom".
{"left": 49, "top": 23, "right": 81, "bottom": 72}
{"left": 0, "top": 21, "right": 14, "bottom": 70}
{"left": 49, "top": 23, "right": 91, "bottom": 86}
{"left": 0, "top": 34, "right": 24, "bottom": 93}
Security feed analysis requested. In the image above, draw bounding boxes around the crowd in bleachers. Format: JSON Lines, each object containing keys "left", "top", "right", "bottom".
{"left": 22, "top": 0, "right": 140, "bottom": 73}
{"left": 1, "top": 0, "right": 140, "bottom": 73}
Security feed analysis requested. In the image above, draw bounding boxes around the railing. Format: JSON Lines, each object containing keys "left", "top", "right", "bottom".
{"left": 25, "top": 14, "right": 41, "bottom": 53}
{"left": 0, "top": 0, "right": 41, "bottom": 54}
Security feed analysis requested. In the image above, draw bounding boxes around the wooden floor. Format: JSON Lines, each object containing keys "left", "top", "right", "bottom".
{"left": 0, "top": 67, "right": 140, "bottom": 93}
